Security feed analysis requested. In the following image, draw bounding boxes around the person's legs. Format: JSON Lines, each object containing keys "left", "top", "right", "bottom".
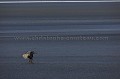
{"left": 28, "top": 58, "right": 33, "bottom": 64}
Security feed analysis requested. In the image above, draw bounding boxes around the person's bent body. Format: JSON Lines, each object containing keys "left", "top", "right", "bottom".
{"left": 27, "top": 51, "right": 35, "bottom": 64}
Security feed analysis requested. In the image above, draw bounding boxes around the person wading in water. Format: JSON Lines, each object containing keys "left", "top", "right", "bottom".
{"left": 27, "top": 51, "right": 35, "bottom": 64}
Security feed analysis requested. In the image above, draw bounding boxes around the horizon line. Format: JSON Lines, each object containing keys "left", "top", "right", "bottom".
{"left": 0, "top": 1, "right": 120, "bottom": 4}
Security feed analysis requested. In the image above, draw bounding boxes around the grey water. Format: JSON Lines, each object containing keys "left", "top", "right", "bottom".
{"left": 0, "top": 31, "right": 120, "bottom": 79}
{"left": 0, "top": 1, "right": 120, "bottom": 79}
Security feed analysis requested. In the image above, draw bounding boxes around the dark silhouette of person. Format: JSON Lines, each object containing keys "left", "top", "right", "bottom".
{"left": 28, "top": 51, "right": 35, "bottom": 64}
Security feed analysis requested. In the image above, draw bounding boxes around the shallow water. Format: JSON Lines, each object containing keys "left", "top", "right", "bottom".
{"left": 0, "top": 56, "right": 120, "bottom": 79}
{"left": 0, "top": 1, "right": 120, "bottom": 79}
